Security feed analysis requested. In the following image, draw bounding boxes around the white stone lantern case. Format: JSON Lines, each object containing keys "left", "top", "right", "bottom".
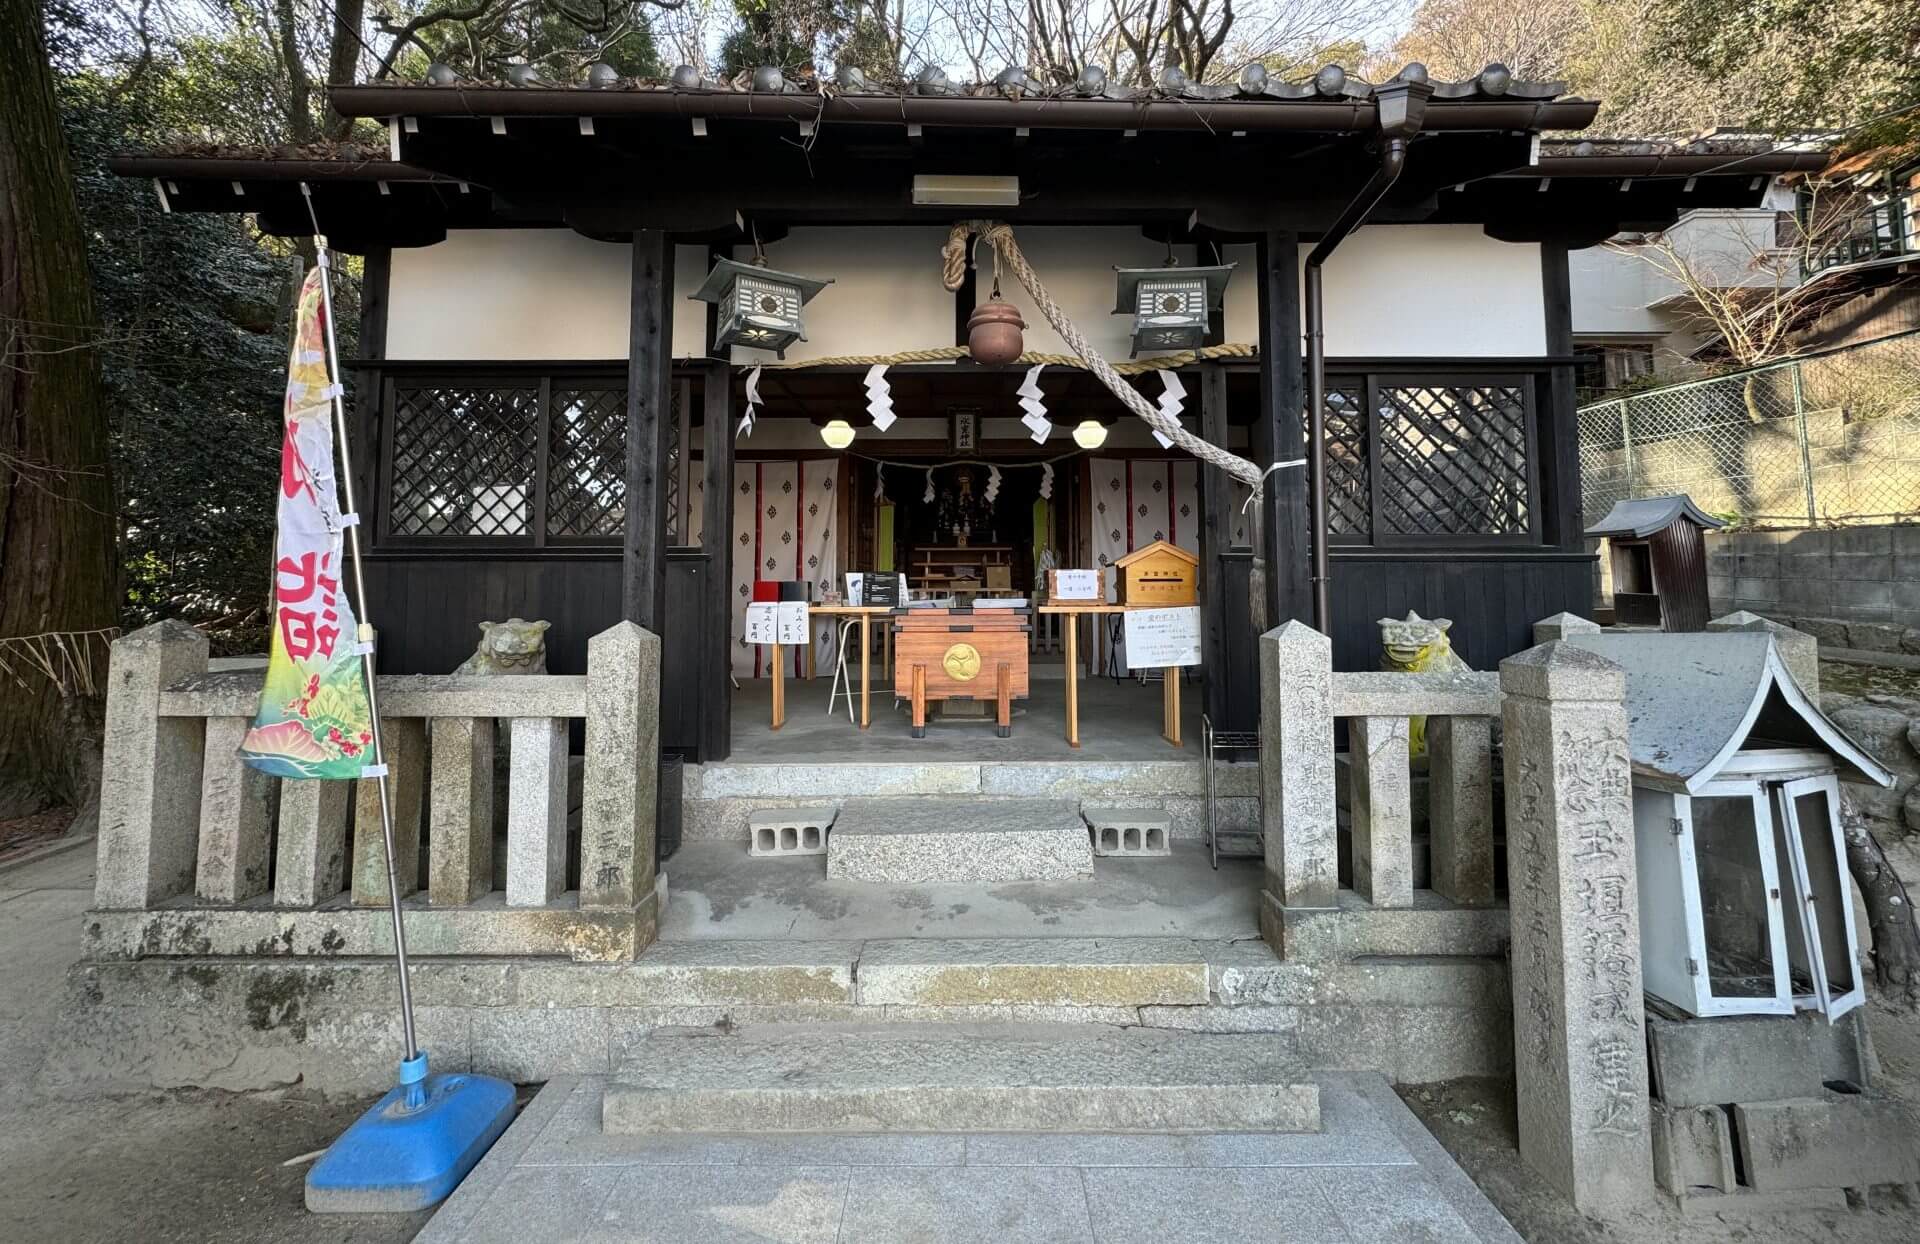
{"left": 1566, "top": 632, "right": 1893, "bottom": 1022}
{"left": 690, "top": 257, "right": 833, "bottom": 358}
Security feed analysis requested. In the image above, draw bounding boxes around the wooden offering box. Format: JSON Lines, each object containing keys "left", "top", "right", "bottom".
{"left": 1113, "top": 540, "right": 1198, "bottom": 606}
{"left": 892, "top": 608, "right": 1031, "bottom": 738}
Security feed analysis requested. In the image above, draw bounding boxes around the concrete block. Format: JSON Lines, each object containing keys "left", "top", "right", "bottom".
{"left": 1830, "top": 526, "right": 1893, "bottom": 555}
{"left": 1083, "top": 807, "right": 1172, "bottom": 858}
{"left": 193, "top": 715, "right": 273, "bottom": 903}
{"left": 748, "top": 806, "right": 835, "bottom": 857}
{"left": 429, "top": 717, "right": 494, "bottom": 905}
{"left": 274, "top": 779, "right": 350, "bottom": 906}
{"left": 1259, "top": 623, "right": 1338, "bottom": 918}
{"left": 1797, "top": 616, "right": 1850, "bottom": 646}
{"left": 1651, "top": 1100, "right": 1736, "bottom": 1194}
{"left": 1810, "top": 1007, "right": 1871, "bottom": 1089}
{"left": 1669, "top": 1186, "right": 1849, "bottom": 1217}
{"left": 1263, "top": 891, "right": 1510, "bottom": 961}
{"left": 1647, "top": 1012, "right": 1823, "bottom": 1107}
{"left": 351, "top": 716, "right": 425, "bottom": 905}
{"left": 505, "top": 716, "right": 569, "bottom": 906}
{"left": 603, "top": 1030, "right": 1320, "bottom": 1134}
{"left": 1734, "top": 1095, "right": 1920, "bottom": 1192}
{"left": 854, "top": 937, "right": 1208, "bottom": 1007}
{"left": 580, "top": 622, "right": 660, "bottom": 910}
{"left": 826, "top": 798, "right": 1091, "bottom": 883}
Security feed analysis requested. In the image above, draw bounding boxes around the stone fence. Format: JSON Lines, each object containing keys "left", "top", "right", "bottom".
{"left": 1257, "top": 619, "right": 1652, "bottom": 1210}
{"left": 93, "top": 619, "right": 662, "bottom": 963}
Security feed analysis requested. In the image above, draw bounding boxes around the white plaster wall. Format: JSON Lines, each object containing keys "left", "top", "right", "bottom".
{"left": 1570, "top": 243, "right": 1667, "bottom": 337}
{"left": 972, "top": 227, "right": 1173, "bottom": 361}
{"left": 737, "top": 227, "right": 957, "bottom": 365}
{"left": 1220, "top": 226, "right": 1547, "bottom": 356}
{"left": 384, "top": 230, "right": 709, "bottom": 359}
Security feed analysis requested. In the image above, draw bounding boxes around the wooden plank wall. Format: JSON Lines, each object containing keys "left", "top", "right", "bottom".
{"left": 1327, "top": 554, "right": 1591, "bottom": 672}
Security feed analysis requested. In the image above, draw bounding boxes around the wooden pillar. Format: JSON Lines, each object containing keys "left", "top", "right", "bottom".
{"left": 1254, "top": 231, "right": 1309, "bottom": 631}
{"left": 701, "top": 361, "right": 734, "bottom": 761}
{"left": 622, "top": 230, "right": 674, "bottom": 632}
{"left": 1538, "top": 242, "right": 1585, "bottom": 552}
{"left": 1199, "top": 362, "right": 1232, "bottom": 731}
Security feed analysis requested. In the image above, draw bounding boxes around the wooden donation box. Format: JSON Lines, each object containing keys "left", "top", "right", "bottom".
{"left": 893, "top": 608, "right": 1030, "bottom": 738}
{"left": 1113, "top": 540, "right": 1198, "bottom": 606}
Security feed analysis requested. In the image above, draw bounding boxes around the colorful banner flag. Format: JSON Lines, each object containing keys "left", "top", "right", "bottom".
{"left": 238, "top": 266, "right": 374, "bottom": 779}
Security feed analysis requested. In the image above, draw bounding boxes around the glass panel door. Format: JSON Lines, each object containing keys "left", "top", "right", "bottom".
{"left": 1689, "top": 784, "right": 1792, "bottom": 1015}
{"left": 1776, "top": 776, "right": 1865, "bottom": 1019}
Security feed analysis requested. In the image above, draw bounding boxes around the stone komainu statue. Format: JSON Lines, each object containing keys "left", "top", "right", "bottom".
{"left": 1378, "top": 610, "right": 1469, "bottom": 757}
{"left": 454, "top": 618, "right": 551, "bottom": 675}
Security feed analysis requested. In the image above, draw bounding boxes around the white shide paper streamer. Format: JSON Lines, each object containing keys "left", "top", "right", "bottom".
{"left": 863, "top": 364, "right": 897, "bottom": 431}
{"left": 737, "top": 365, "right": 763, "bottom": 437}
{"left": 1151, "top": 370, "right": 1185, "bottom": 449}
{"left": 1017, "top": 363, "right": 1050, "bottom": 444}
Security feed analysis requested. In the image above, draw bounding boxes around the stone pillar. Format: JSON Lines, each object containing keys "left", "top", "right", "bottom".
{"left": 275, "top": 779, "right": 350, "bottom": 906}
{"left": 351, "top": 717, "right": 426, "bottom": 906}
{"left": 1532, "top": 611, "right": 1601, "bottom": 645}
{"left": 1707, "top": 610, "right": 1819, "bottom": 698}
{"left": 194, "top": 715, "right": 274, "bottom": 903}
{"left": 96, "top": 621, "right": 209, "bottom": 909}
{"left": 506, "top": 716, "right": 569, "bottom": 906}
{"left": 428, "top": 717, "right": 494, "bottom": 905}
{"left": 1500, "top": 641, "right": 1653, "bottom": 1211}
{"left": 1347, "top": 715, "right": 1412, "bottom": 908}
{"left": 1428, "top": 715, "right": 1495, "bottom": 906}
{"left": 580, "top": 622, "right": 662, "bottom": 914}
{"left": 1257, "top": 622, "right": 1336, "bottom": 956}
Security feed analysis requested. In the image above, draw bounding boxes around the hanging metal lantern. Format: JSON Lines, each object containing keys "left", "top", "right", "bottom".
{"left": 1112, "top": 263, "right": 1235, "bottom": 357}
{"left": 690, "top": 256, "right": 833, "bottom": 358}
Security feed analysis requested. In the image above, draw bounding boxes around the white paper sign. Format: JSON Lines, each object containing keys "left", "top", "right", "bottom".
{"left": 743, "top": 602, "right": 779, "bottom": 645}
{"left": 1123, "top": 607, "right": 1202, "bottom": 669}
{"left": 1052, "top": 569, "right": 1100, "bottom": 601}
{"left": 776, "top": 601, "right": 809, "bottom": 644}
{"left": 845, "top": 572, "right": 864, "bottom": 605}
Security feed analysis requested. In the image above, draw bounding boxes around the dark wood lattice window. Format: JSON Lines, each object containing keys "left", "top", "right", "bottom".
{"left": 381, "top": 373, "right": 630, "bottom": 547}
{"left": 1318, "top": 385, "right": 1370, "bottom": 542}
{"left": 1371, "top": 380, "right": 1536, "bottom": 543}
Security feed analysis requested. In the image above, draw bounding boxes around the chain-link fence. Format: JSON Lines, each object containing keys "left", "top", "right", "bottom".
{"left": 1578, "top": 330, "right": 1920, "bottom": 529}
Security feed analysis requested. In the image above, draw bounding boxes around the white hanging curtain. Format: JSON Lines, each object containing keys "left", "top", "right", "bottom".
{"left": 727, "top": 458, "right": 841, "bottom": 679}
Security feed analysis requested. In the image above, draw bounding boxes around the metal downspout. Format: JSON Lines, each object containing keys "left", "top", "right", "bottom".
{"left": 1301, "top": 78, "right": 1431, "bottom": 634}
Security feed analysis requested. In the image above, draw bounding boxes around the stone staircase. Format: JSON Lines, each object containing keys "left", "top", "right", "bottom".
{"left": 825, "top": 797, "right": 1093, "bottom": 883}
{"left": 602, "top": 1026, "right": 1319, "bottom": 1135}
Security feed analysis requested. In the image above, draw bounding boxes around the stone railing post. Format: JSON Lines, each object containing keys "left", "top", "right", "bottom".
{"left": 580, "top": 623, "right": 662, "bottom": 930}
{"left": 1348, "top": 715, "right": 1412, "bottom": 907}
{"left": 429, "top": 717, "right": 495, "bottom": 905}
{"left": 1707, "top": 610, "right": 1818, "bottom": 697}
{"left": 1257, "top": 621, "right": 1336, "bottom": 956}
{"left": 1531, "top": 611, "right": 1600, "bottom": 645}
{"left": 350, "top": 717, "right": 426, "bottom": 905}
{"left": 1428, "top": 715, "right": 1495, "bottom": 906}
{"left": 97, "top": 621, "right": 209, "bottom": 909}
{"left": 194, "top": 715, "right": 273, "bottom": 903}
{"left": 505, "top": 716, "right": 569, "bottom": 906}
{"left": 1500, "top": 641, "right": 1652, "bottom": 1211}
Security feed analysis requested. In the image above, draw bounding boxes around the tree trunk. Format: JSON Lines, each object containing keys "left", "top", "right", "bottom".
{"left": 323, "top": 0, "right": 366, "bottom": 139}
{"left": 0, "top": 0, "right": 120, "bottom": 808}
{"left": 1841, "top": 796, "right": 1920, "bottom": 1010}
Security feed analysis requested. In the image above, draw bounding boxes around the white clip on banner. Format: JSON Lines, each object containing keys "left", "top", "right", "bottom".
{"left": 1017, "top": 363, "right": 1050, "bottom": 443}
{"left": 337, "top": 512, "right": 360, "bottom": 528}
{"left": 1151, "top": 370, "right": 1186, "bottom": 449}
{"left": 737, "top": 366, "right": 763, "bottom": 437}
{"left": 864, "top": 364, "right": 897, "bottom": 431}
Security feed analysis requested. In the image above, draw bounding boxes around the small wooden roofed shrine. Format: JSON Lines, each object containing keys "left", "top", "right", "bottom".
{"left": 107, "top": 64, "right": 1827, "bottom": 761}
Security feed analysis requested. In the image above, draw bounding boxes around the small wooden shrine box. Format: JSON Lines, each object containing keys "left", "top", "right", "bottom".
{"left": 1113, "top": 540, "right": 1198, "bottom": 606}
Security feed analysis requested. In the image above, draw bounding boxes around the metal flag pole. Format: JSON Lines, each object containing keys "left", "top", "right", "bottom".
{"left": 296, "top": 184, "right": 515, "bottom": 1216}
{"left": 300, "top": 184, "right": 417, "bottom": 1064}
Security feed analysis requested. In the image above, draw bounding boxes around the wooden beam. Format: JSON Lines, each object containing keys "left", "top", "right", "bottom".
{"left": 1199, "top": 361, "right": 1234, "bottom": 732}
{"left": 1254, "top": 231, "right": 1309, "bottom": 631}
{"left": 621, "top": 230, "right": 674, "bottom": 632}
{"left": 700, "top": 362, "right": 734, "bottom": 761}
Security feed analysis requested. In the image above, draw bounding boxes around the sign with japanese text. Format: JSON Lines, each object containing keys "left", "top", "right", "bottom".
{"left": 1122, "top": 606, "right": 1203, "bottom": 669}
{"left": 238, "top": 267, "right": 375, "bottom": 779}
{"left": 744, "top": 601, "right": 810, "bottom": 645}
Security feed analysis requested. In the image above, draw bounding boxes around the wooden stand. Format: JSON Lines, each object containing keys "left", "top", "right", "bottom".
{"left": 1038, "top": 603, "right": 1190, "bottom": 750}
{"left": 770, "top": 642, "right": 786, "bottom": 730}
{"left": 1162, "top": 668, "right": 1181, "bottom": 748}
{"left": 910, "top": 665, "right": 927, "bottom": 737}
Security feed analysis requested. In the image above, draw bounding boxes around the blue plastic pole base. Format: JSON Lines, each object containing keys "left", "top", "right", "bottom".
{"left": 306, "top": 1052, "right": 517, "bottom": 1213}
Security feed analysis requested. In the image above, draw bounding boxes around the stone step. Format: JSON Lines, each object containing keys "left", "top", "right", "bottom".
{"left": 853, "top": 936, "right": 1210, "bottom": 1007}
{"left": 826, "top": 797, "right": 1093, "bottom": 884}
{"left": 603, "top": 1028, "right": 1319, "bottom": 1135}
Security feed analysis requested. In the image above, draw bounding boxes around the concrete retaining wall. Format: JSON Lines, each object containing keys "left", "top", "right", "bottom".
{"left": 1704, "top": 524, "right": 1920, "bottom": 636}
